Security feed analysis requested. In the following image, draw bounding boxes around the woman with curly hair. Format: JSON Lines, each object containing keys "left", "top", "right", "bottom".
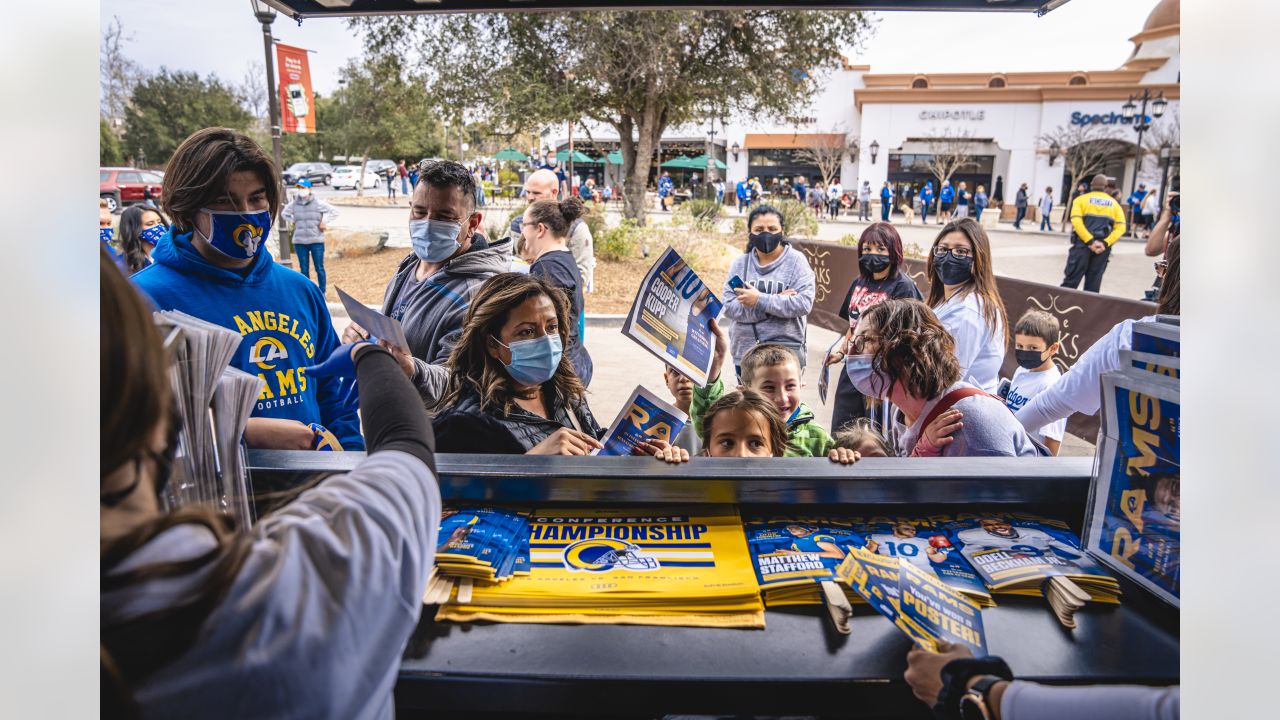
{"left": 844, "top": 298, "right": 1043, "bottom": 457}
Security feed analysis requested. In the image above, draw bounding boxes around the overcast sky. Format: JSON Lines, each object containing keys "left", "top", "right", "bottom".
{"left": 101, "top": 0, "right": 1160, "bottom": 95}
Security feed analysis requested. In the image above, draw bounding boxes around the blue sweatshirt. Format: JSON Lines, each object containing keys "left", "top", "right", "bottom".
{"left": 133, "top": 230, "right": 364, "bottom": 450}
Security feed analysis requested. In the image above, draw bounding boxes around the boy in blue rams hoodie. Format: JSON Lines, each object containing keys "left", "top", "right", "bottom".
{"left": 132, "top": 127, "right": 362, "bottom": 450}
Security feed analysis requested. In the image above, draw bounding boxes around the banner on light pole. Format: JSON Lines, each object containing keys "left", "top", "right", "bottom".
{"left": 275, "top": 43, "right": 315, "bottom": 134}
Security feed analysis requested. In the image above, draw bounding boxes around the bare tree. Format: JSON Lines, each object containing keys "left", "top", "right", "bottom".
{"left": 793, "top": 128, "right": 852, "bottom": 187}
{"left": 236, "top": 60, "right": 269, "bottom": 132}
{"left": 1038, "top": 124, "right": 1129, "bottom": 228}
{"left": 100, "top": 16, "right": 142, "bottom": 128}
{"left": 921, "top": 129, "right": 977, "bottom": 213}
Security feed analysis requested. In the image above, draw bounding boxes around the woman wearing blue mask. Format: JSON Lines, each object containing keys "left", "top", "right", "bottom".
{"left": 133, "top": 127, "right": 363, "bottom": 452}
{"left": 925, "top": 218, "right": 1009, "bottom": 393}
{"left": 520, "top": 196, "right": 593, "bottom": 386}
{"left": 118, "top": 204, "right": 169, "bottom": 274}
{"left": 432, "top": 273, "right": 605, "bottom": 455}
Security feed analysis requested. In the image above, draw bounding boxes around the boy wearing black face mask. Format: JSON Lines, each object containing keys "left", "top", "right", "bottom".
{"left": 1003, "top": 310, "right": 1064, "bottom": 456}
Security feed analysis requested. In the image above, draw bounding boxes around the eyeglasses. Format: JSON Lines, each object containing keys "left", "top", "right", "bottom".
{"left": 933, "top": 246, "right": 973, "bottom": 260}
{"left": 850, "top": 334, "right": 880, "bottom": 355}
{"left": 1154, "top": 260, "right": 1168, "bottom": 277}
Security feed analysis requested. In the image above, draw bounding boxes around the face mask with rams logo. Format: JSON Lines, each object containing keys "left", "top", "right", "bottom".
{"left": 200, "top": 208, "right": 272, "bottom": 260}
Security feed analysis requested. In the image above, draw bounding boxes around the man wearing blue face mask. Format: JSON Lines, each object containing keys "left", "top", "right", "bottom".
{"left": 342, "top": 160, "right": 513, "bottom": 411}
{"left": 133, "top": 128, "right": 363, "bottom": 451}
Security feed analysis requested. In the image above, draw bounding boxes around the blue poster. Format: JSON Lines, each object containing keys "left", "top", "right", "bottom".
{"left": 623, "top": 247, "right": 724, "bottom": 386}
{"left": 595, "top": 385, "right": 689, "bottom": 456}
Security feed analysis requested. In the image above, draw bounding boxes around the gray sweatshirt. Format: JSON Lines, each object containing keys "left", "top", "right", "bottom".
{"left": 721, "top": 243, "right": 816, "bottom": 367}
{"left": 380, "top": 237, "right": 514, "bottom": 409}
{"left": 897, "top": 381, "right": 1044, "bottom": 457}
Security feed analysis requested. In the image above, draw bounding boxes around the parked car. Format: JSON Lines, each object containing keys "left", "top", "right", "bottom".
{"left": 100, "top": 167, "right": 164, "bottom": 214}
{"left": 330, "top": 165, "right": 381, "bottom": 190}
{"left": 365, "top": 159, "right": 397, "bottom": 176}
{"left": 282, "top": 162, "right": 335, "bottom": 186}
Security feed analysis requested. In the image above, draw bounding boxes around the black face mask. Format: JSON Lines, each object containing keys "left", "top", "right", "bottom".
{"left": 1015, "top": 348, "right": 1049, "bottom": 370}
{"left": 934, "top": 253, "right": 974, "bottom": 286}
{"left": 749, "top": 231, "right": 785, "bottom": 254}
{"left": 860, "top": 253, "right": 891, "bottom": 275}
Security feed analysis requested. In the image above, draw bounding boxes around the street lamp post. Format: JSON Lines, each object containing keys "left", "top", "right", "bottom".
{"left": 564, "top": 70, "right": 576, "bottom": 196}
{"left": 705, "top": 117, "right": 718, "bottom": 200}
{"left": 1158, "top": 142, "right": 1174, "bottom": 209}
{"left": 250, "top": 0, "right": 292, "bottom": 266}
{"left": 1121, "top": 89, "right": 1167, "bottom": 203}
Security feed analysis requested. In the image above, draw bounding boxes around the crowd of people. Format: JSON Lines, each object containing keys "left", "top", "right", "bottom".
{"left": 99, "top": 126, "right": 1181, "bottom": 717}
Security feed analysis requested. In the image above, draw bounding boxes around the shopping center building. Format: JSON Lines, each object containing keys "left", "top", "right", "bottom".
{"left": 554, "top": 0, "right": 1179, "bottom": 206}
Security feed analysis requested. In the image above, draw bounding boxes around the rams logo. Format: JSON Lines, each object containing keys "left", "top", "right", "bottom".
{"left": 233, "top": 223, "right": 264, "bottom": 251}
{"left": 562, "top": 538, "right": 660, "bottom": 573}
{"left": 249, "top": 336, "right": 289, "bottom": 370}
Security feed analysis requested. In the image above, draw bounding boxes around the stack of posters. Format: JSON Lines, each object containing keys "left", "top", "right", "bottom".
{"left": 435, "top": 506, "right": 765, "bottom": 628}
{"left": 1085, "top": 318, "right": 1180, "bottom": 608}
{"left": 432, "top": 507, "right": 531, "bottom": 582}
{"left": 857, "top": 519, "right": 993, "bottom": 607}
{"left": 836, "top": 547, "right": 989, "bottom": 656}
{"left": 622, "top": 247, "right": 723, "bottom": 387}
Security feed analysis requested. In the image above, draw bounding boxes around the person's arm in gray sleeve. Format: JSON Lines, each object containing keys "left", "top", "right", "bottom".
{"left": 755, "top": 263, "right": 815, "bottom": 319}
{"left": 1001, "top": 682, "right": 1178, "bottom": 720}
{"left": 409, "top": 359, "right": 451, "bottom": 415}
{"left": 320, "top": 200, "right": 339, "bottom": 221}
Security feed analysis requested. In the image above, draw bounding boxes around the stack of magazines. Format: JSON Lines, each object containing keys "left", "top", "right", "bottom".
{"left": 155, "top": 311, "right": 262, "bottom": 528}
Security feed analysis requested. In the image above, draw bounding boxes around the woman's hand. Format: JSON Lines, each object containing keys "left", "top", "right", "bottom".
{"left": 527, "top": 427, "right": 604, "bottom": 456}
{"left": 341, "top": 321, "right": 369, "bottom": 344}
{"left": 635, "top": 439, "right": 691, "bottom": 464}
{"left": 244, "top": 418, "right": 316, "bottom": 450}
{"left": 708, "top": 317, "right": 729, "bottom": 383}
{"left": 734, "top": 283, "right": 762, "bottom": 307}
{"left": 378, "top": 339, "right": 415, "bottom": 379}
{"left": 827, "top": 447, "right": 861, "bottom": 465}
{"left": 904, "top": 641, "right": 974, "bottom": 707}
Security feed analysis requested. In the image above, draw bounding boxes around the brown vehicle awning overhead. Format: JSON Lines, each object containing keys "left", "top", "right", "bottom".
{"left": 743, "top": 133, "right": 844, "bottom": 150}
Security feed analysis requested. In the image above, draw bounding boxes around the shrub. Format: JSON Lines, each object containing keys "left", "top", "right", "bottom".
{"left": 765, "top": 198, "right": 819, "bottom": 238}
{"left": 582, "top": 200, "right": 606, "bottom": 241}
{"left": 838, "top": 234, "right": 860, "bottom": 248}
{"left": 597, "top": 219, "right": 641, "bottom": 261}
{"left": 674, "top": 198, "right": 723, "bottom": 231}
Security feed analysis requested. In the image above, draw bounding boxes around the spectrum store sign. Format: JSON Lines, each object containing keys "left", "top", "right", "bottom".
{"left": 1070, "top": 111, "right": 1153, "bottom": 126}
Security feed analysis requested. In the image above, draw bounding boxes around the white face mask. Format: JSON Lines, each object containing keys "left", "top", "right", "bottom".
{"left": 298, "top": 189, "right": 312, "bottom": 199}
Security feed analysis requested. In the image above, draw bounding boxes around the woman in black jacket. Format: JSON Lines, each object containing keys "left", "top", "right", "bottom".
{"left": 433, "top": 272, "right": 607, "bottom": 455}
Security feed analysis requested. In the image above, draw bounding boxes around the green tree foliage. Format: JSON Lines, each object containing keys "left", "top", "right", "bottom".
{"left": 100, "top": 117, "right": 124, "bottom": 166}
{"left": 355, "top": 10, "right": 872, "bottom": 225}
{"left": 123, "top": 70, "right": 252, "bottom": 166}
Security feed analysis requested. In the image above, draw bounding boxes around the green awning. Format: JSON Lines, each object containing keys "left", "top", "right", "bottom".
{"left": 606, "top": 149, "right": 624, "bottom": 165}
{"left": 688, "top": 154, "right": 728, "bottom": 170}
{"left": 556, "top": 149, "right": 602, "bottom": 164}
{"left": 660, "top": 155, "right": 701, "bottom": 169}
{"left": 494, "top": 148, "right": 529, "bottom": 161}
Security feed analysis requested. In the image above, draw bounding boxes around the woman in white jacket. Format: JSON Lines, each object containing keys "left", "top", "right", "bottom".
{"left": 925, "top": 218, "right": 1009, "bottom": 393}
{"left": 99, "top": 250, "right": 441, "bottom": 719}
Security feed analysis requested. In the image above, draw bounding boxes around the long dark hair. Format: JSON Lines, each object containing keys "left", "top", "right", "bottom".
{"left": 1156, "top": 236, "right": 1179, "bottom": 316}
{"left": 861, "top": 299, "right": 962, "bottom": 401}
{"left": 440, "top": 273, "right": 587, "bottom": 416}
{"left": 118, "top": 205, "right": 168, "bottom": 274}
{"left": 926, "top": 218, "right": 1009, "bottom": 346}
{"left": 857, "top": 222, "right": 905, "bottom": 280}
{"left": 161, "top": 127, "right": 282, "bottom": 234}
{"left": 100, "top": 251, "right": 250, "bottom": 715}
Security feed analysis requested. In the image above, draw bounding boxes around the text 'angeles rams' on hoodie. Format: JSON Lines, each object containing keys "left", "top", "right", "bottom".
{"left": 132, "top": 229, "right": 364, "bottom": 449}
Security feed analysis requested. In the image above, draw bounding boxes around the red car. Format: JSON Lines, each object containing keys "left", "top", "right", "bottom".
{"left": 100, "top": 167, "right": 164, "bottom": 214}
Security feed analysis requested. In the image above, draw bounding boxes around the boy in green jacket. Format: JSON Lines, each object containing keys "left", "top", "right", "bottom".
{"left": 692, "top": 321, "right": 855, "bottom": 462}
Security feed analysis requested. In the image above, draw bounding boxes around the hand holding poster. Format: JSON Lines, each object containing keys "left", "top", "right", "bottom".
{"left": 335, "top": 286, "right": 410, "bottom": 350}
{"left": 595, "top": 385, "right": 689, "bottom": 456}
{"left": 623, "top": 247, "right": 723, "bottom": 386}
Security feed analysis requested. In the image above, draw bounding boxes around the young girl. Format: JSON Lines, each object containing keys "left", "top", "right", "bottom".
{"left": 118, "top": 204, "right": 168, "bottom": 274}
{"left": 832, "top": 418, "right": 893, "bottom": 458}
{"left": 926, "top": 218, "right": 1009, "bottom": 393}
{"left": 698, "top": 390, "right": 792, "bottom": 458}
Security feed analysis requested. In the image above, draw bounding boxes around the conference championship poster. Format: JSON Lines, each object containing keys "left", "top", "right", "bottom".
{"left": 623, "top": 247, "right": 723, "bottom": 386}
{"left": 1086, "top": 371, "right": 1181, "bottom": 607}
{"left": 595, "top": 385, "right": 689, "bottom": 456}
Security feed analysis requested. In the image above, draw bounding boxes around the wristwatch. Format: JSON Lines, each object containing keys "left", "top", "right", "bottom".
{"left": 958, "top": 675, "right": 1004, "bottom": 720}
{"left": 935, "top": 657, "right": 1012, "bottom": 720}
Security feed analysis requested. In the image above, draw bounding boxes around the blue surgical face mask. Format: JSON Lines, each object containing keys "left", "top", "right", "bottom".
{"left": 494, "top": 333, "right": 563, "bottom": 386}
{"left": 200, "top": 209, "right": 271, "bottom": 260}
{"left": 845, "top": 353, "right": 892, "bottom": 399}
{"left": 139, "top": 224, "right": 167, "bottom": 246}
{"left": 100, "top": 227, "right": 114, "bottom": 244}
{"left": 410, "top": 218, "right": 464, "bottom": 263}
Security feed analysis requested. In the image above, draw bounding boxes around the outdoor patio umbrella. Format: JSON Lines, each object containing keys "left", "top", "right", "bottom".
{"left": 688, "top": 154, "right": 727, "bottom": 170}
{"left": 556, "top": 149, "right": 601, "bottom": 164}
{"left": 661, "top": 156, "right": 700, "bottom": 169}
{"left": 494, "top": 148, "right": 529, "bottom": 161}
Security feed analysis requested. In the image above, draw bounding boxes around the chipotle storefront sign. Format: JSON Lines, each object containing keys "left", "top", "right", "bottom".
{"left": 790, "top": 239, "right": 1155, "bottom": 440}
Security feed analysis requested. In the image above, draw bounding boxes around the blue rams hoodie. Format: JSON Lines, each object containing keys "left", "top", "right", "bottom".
{"left": 132, "top": 229, "right": 364, "bottom": 450}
